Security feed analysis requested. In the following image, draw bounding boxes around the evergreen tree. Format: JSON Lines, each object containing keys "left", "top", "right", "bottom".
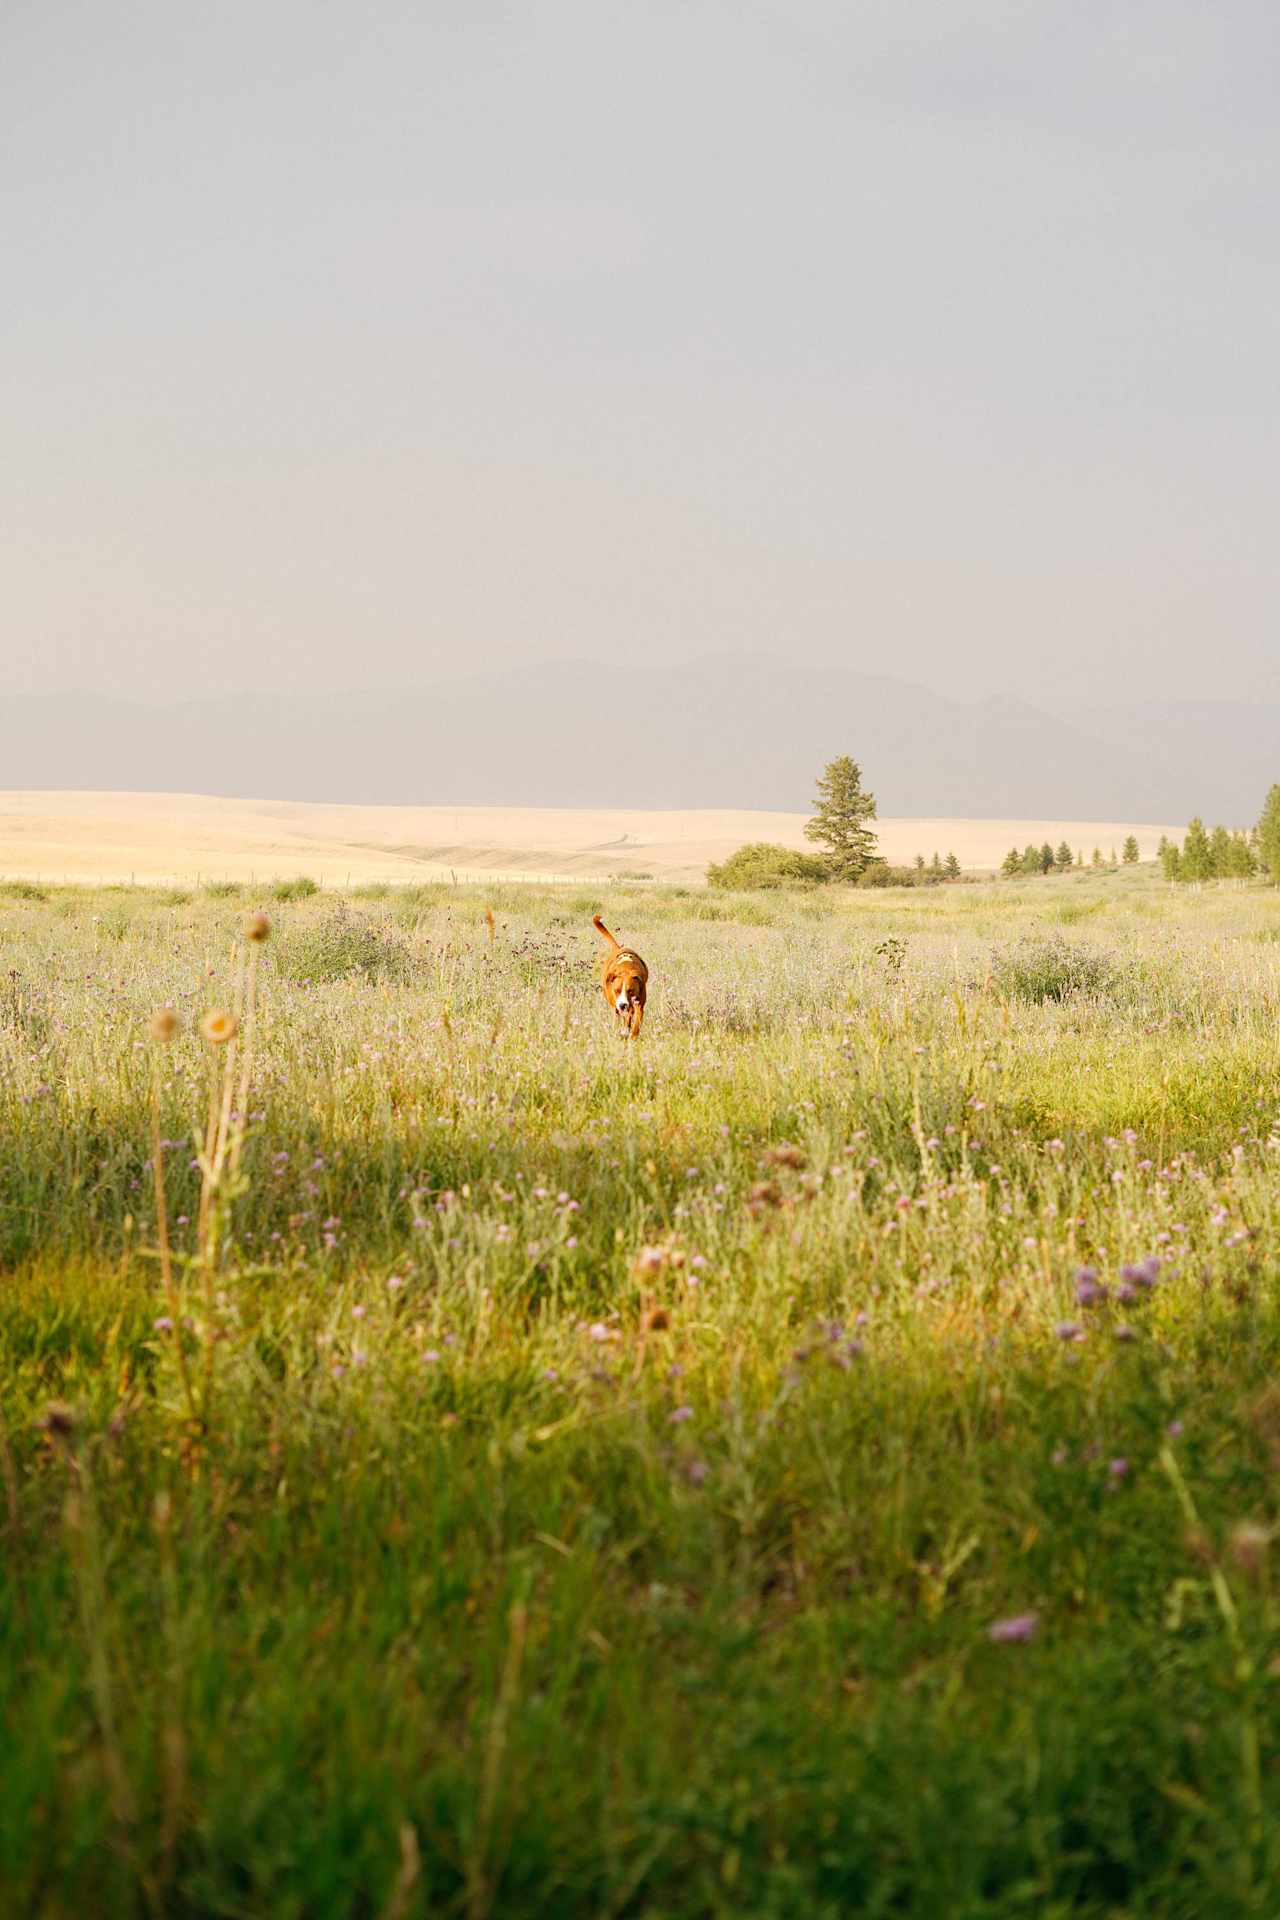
{"left": 1000, "top": 847, "right": 1021, "bottom": 878}
{"left": 804, "top": 756, "right": 879, "bottom": 881}
{"left": 1091, "top": 847, "right": 1103, "bottom": 867}
{"left": 914, "top": 854, "right": 926, "bottom": 877}
{"left": 1022, "top": 845, "right": 1041, "bottom": 875}
{"left": 944, "top": 851, "right": 961, "bottom": 880}
{"left": 1054, "top": 841, "right": 1073, "bottom": 872}
{"left": 1109, "top": 847, "right": 1118, "bottom": 866}
{"left": 1037, "top": 843, "right": 1053, "bottom": 874}
{"left": 1258, "top": 784, "right": 1280, "bottom": 883}
{"left": 1076, "top": 849, "right": 1084, "bottom": 867}
{"left": 1180, "top": 817, "right": 1213, "bottom": 882}
{"left": 1161, "top": 840, "right": 1182, "bottom": 881}
{"left": 1122, "top": 835, "right": 1139, "bottom": 864}
{"left": 1208, "top": 825, "right": 1232, "bottom": 877}
{"left": 1224, "top": 831, "right": 1256, "bottom": 879}
{"left": 929, "top": 851, "right": 944, "bottom": 881}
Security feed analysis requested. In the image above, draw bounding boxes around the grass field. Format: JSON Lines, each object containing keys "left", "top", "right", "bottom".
{"left": 4, "top": 867, "right": 1280, "bottom": 1917}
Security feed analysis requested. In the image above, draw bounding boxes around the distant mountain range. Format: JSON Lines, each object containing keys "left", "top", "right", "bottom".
{"left": 1, "top": 657, "right": 1274, "bottom": 822}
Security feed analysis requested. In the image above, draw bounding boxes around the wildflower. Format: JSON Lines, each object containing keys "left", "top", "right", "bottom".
{"left": 669, "top": 1405, "right": 693, "bottom": 1424}
{"left": 244, "top": 912, "right": 271, "bottom": 942}
{"left": 1074, "top": 1269, "right": 1107, "bottom": 1307}
{"left": 684, "top": 1459, "right": 709, "bottom": 1486}
{"left": 201, "top": 1009, "right": 238, "bottom": 1046}
{"left": 1055, "top": 1321, "right": 1084, "bottom": 1342}
{"left": 386, "top": 1276, "right": 405, "bottom": 1292}
{"left": 1167, "top": 1419, "right": 1184, "bottom": 1438}
{"left": 1114, "top": 1324, "right": 1137, "bottom": 1343}
{"left": 153, "top": 1315, "right": 174, "bottom": 1333}
{"left": 1109, "top": 1457, "right": 1129, "bottom": 1480}
{"left": 423, "top": 1349, "right": 440, "bottom": 1364}
{"left": 150, "top": 1007, "right": 180, "bottom": 1042}
{"left": 988, "top": 1612, "right": 1038, "bottom": 1643}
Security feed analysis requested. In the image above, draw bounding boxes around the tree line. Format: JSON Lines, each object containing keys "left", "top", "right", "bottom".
{"left": 1000, "top": 840, "right": 1136, "bottom": 878}
{"left": 1159, "top": 787, "right": 1280, "bottom": 882}
{"left": 707, "top": 764, "right": 1280, "bottom": 891}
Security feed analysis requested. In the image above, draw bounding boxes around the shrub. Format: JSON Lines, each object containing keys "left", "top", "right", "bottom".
{"left": 707, "top": 844, "right": 829, "bottom": 890}
{"left": 271, "top": 876, "right": 321, "bottom": 902}
{"left": 0, "top": 880, "right": 47, "bottom": 902}
{"left": 204, "top": 880, "right": 243, "bottom": 898}
{"left": 857, "top": 864, "right": 917, "bottom": 889}
{"left": 989, "top": 936, "right": 1115, "bottom": 1004}
{"left": 279, "top": 905, "right": 412, "bottom": 983}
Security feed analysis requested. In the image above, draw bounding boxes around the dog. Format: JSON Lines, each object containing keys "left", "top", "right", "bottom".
{"left": 592, "top": 914, "right": 648, "bottom": 1037}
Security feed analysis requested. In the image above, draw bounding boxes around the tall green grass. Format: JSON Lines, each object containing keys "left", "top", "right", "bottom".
{"left": 3, "top": 869, "right": 1280, "bottom": 1916}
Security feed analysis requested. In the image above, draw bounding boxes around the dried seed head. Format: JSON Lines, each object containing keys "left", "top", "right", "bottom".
{"left": 1228, "top": 1522, "right": 1270, "bottom": 1579}
{"left": 39, "top": 1401, "right": 77, "bottom": 1439}
{"left": 201, "top": 1009, "right": 238, "bottom": 1046}
{"left": 762, "top": 1144, "right": 807, "bottom": 1171}
{"left": 150, "top": 1007, "right": 180, "bottom": 1042}
{"left": 642, "top": 1306, "right": 671, "bottom": 1333}
{"left": 244, "top": 912, "right": 271, "bottom": 943}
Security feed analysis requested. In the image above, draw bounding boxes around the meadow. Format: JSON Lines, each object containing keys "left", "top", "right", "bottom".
{"left": 3, "top": 867, "right": 1280, "bottom": 1918}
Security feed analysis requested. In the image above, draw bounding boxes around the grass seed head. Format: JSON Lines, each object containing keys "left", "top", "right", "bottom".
{"left": 150, "top": 1007, "right": 180, "bottom": 1042}
{"left": 201, "top": 1009, "right": 238, "bottom": 1046}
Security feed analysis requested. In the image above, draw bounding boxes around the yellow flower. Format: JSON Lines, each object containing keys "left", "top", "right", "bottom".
{"left": 201, "top": 1009, "right": 238, "bottom": 1046}
{"left": 150, "top": 1007, "right": 180, "bottom": 1042}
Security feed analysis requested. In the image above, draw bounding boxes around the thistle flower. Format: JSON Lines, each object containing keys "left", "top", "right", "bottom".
{"left": 244, "top": 912, "right": 271, "bottom": 942}
{"left": 201, "top": 1009, "right": 238, "bottom": 1046}
{"left": 988, "top": 1612, "right": 1038, "bottom": 1643}
{"left": 150, "top": 1007, "right": 180, "bottom": 1042}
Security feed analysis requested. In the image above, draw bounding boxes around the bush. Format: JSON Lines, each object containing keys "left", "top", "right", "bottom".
{"left": 204, "top": 880, "right": 243, "bottom": 898}
{"left": 856, "top": 864, "right": 917, "bottom": 889}
{"left": 271, "top": 876, "right": 321, "bottom": 902}
{"left": 279, "top": 905, "right": 412, "bottom": 983}
{"left": 989, "top": 936, "right": 1115, "bottom": 1004}
{"left": 0, "top": 880, "right": 47, "bottom": 902}
{"left": 707, "top": 844, "right": 829, "bottom": 890}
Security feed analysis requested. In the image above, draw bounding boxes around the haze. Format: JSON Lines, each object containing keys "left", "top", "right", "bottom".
{"left": 4, "top": 2, "right": 1278, "bottom": 745}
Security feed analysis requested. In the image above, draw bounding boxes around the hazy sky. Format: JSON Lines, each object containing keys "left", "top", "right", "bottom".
{"left": 5, "top": 0, "right": 1277, "bottom": 708}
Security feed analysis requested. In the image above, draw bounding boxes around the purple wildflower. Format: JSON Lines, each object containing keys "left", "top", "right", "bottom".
{"left": 988, "top": 1612, "right": 1039, "bottom": 1644}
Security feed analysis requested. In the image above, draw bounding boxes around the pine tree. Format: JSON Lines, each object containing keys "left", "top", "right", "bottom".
{"left": 929, "top": 851, "right": 944, "bottom": 881}
{"left": 1022, "top": 845, "right": 1041, "bottom": 875}
{"left": 1091, "top": 847, "right": 1103, "bottom": 867}
{"left": 1224, "top": 832, "right": 1256, "bottom": 879}
{"left": 1258, "top": 784, "right": 1280, "bottom": 883}
{"left": 1054, "top": 841, "right": 1072, "bottom": 872}
{"left": 1001, "top": 847, "right": 1021, "bottom": 878}
{"left": 1037, "top": 842, "right": 1052, "bottom": 874}
{"left": 1075, "top": 849, "right": 1084, "bottom": 867}
{"left": 1109, "top": 847, "right": 1118, "bottom": 866}
{"left": 1180, "top": 817, "right": 1213, "bottom": 882}
{"left": 1122, "top": 835, "right": 1139, "bottom": 864}
{"left": 915, "top": 854, "right": 926, "bottom": 876}
{"left": 1161, "top": 840, "right": 1182, "bottom": 881}
{"left": 1208, "top": 825, "right": 1232, "bottom": 877}
{"left": 944, "top": 851, "right": 961, "bottom": 880}
{"left": 804, "top": 757, "right": 879, "bottom": 881}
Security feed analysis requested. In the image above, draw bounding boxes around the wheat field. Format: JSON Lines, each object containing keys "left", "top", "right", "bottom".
{"left": 0, "top": 790, "right": 1183, "bottom": 886}
{"left": 3, "top": 865, "right": 1280, "bottom": 1917}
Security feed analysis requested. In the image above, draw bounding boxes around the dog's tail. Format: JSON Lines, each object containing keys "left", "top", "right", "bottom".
{"left": 592, "top": 913, "right": 620, "bottom": 949}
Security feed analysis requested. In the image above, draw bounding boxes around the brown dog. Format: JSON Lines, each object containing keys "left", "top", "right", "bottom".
{"left": 593, "top": 914, "right": 648, "bottom": 1037}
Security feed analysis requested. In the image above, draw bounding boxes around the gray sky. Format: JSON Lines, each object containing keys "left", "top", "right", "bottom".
{"left": 4, "top": 0, "right": 1277, "bottom": 708}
